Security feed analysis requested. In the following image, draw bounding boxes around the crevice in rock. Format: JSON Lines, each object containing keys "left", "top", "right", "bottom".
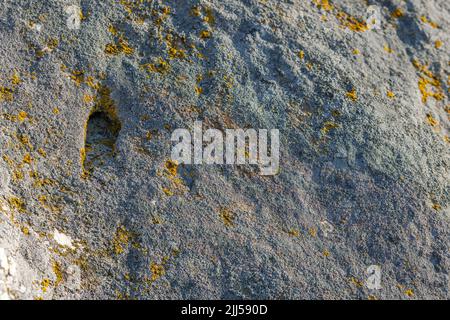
{"left": 81, "top": 86, "right": 121, "bottom": 178}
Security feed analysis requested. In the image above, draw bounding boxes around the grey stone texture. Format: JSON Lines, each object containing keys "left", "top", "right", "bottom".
{"left": 0, "top": 0, "right": 448, "bottom": 299}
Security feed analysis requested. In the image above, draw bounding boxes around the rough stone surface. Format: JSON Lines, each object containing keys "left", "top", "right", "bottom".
{"left": 0, "top": 0, "right": 449, "bottom": 299}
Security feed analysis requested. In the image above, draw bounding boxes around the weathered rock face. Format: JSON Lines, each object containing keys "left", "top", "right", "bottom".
{"left": 0, "top": 0, "right": 448, "bottom": 300}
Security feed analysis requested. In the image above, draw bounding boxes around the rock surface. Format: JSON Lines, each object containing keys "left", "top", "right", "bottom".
{"left": 0, "top": 0, "right": 449, "bottom": 299}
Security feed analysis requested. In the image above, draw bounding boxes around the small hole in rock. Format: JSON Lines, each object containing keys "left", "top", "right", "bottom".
{"left": 83, "top": 111, "right": 120, "bottom": 176}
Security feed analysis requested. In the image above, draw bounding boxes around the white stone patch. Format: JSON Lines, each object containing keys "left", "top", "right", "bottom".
{"left": 0, "top": 248, "right": 8, "bottom": 271}
{"left": 8, "top": 258, "right": 16, "bottom": 276}
{"left": 0, "top": 248, "right": 11, "bottom": 300}
{"left": 320, "top": 220, "right": 334, "bottom": 237}
{"left": 29, "top": 22, "right": 43, "bottom": 32}
{"left": 0, "top": 164, "right": 10, "bottom": 193}
{"left": 65, "top": 5, "right": 82, "bottom": 30}
{"left": 43, "top": 46, "right": 57, "bottom": 54}
{"left": 366, "top": 5, "right": 382, "bottom": 31}
{"left": 66, "top": 265, "right": 81, "bottom": 290}
{"left": 53, "top": 229, "right": 75, "bottom": 250}
{"left": 0, "top": 201, "right": 8, "bottom": 211}
{"left": 0, "top": 292, "right": 10, "bottom": 300}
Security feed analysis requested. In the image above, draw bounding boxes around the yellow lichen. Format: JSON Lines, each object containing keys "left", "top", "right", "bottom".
{"left": 18, "top": 134, "right": 32, "bottom": 149}
{"left": 150, "top": 262, "right": 165, "bottom": 281}
{"left": 44, "top": 38, "right": 59, "bottom": 54}
{"left": 0, "top": 86, "right": 14, "bottom": 102}
{"left": 38, "top": 195, "right": 47, "bottom": 206}
{"left": 203, "top": 7, "right": 215, "bottom": 25}
{"left": 391, "top": 8, "right": 404, "bottom": 18}
{"left": 23, "top": 153, "right": 33, "bottom": 165}
{"left": 350, "top": 277, "right": 363, "bottom": 287}
{"left": 31, "top": 174, "right": 54, "bottom": 189}
{"left": 313, "top": 0, "right": 333, "bottom": 11}
{"left": 405, "top": 289, "right": 414, "bottom": 297}
{"left": 418, "top": 77, "right": 442, "bottom": 103}
{"left": 17, "top": 111, "right": 28, "bottom": 122}
{"left": 387, "top": 91, "right": 396, "bottom": 99}
{"left": 432, "top": 203, "right": 441, "bottom": 211}
{"left": 161, "top": 6, "right": 171, "bottom": 15}
{"left": 21, "top": 226, "right": 30, "bottom": 235}
{"left": 41, "top": 279, "right": 51, "bottom": 293}
{"left": 142, "top": 58, "right": 170, "bottom": 74}
{"left": 426, "top": 114, "right": 438, "bottom": 127}
{"left": 108, "top": 25, "right": 118, "bottom": 36}
{"left": 85, "top": 76, "right": 100, "bottom": 90}
{"left": 420, "top": 16, "right": 438, "bottom": 28}
{"left": 195, "top": 85, "right": 203, "bottom": 95}
{"left": 164, "top": 160, "right": 178, "bottom": 176}
{"left": 105, "top": 43, "right": 120, "bottom": 55}
{"left": 11, "top": 72, "right": 21, "bottom": 85}
{"left": 80, "top": 147, "right": 87, "bottom": 178}
{"left": 413, "top": 59, "right": 444, "bottom": 103}
{"left": 321, "top": 121, "right": 339, "bottom": 135}
{"left": 168, "top": 47, "right": 186, "bottom": 60}
{"left": 8, "top": 197, "right": 25, "bottom": 212}
{"left": 105, "top": 38, "right": 134, "bottom": 56}
{"left": 223, "top": 75, "right": 234, "bottom": 89}
{"left": 219, "top": 208, "right": 235, "bottom": 227}
{"left": 112, "top": 226, "right": 132, "bottom": 255}
{"left": 336, "top": 10, "right": 368, "bottom": 32}
{"left": 151, "top": 216, "right": 162, "bottom": 225}
{"left": 200, "top": 30, "right": 212, "bottom": 39}
{"left": 383, "top": 44, "right": 394, "bottom": 54}
{"left": 191, "top": 6, "right": 201, "bottom": 16}
{"left": 83, "top": 94, "right": 94, "bottom": 104}
{"left": 52, "top": 261, "right": 63, "bottom": 286}
{"left": 13, "top": 170, "right": 24, "bottom": 181}
{"left": 162, "top": 187, "right": 174, "bottom": 196}
{"left": 346, "top": 88, "right": 357, "bottom": 101}
{"left": 118, "top": 38, "right": 134, "bottom": 55}
{"left": 70, "top": 70, "right": 84, "bottom": 86}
